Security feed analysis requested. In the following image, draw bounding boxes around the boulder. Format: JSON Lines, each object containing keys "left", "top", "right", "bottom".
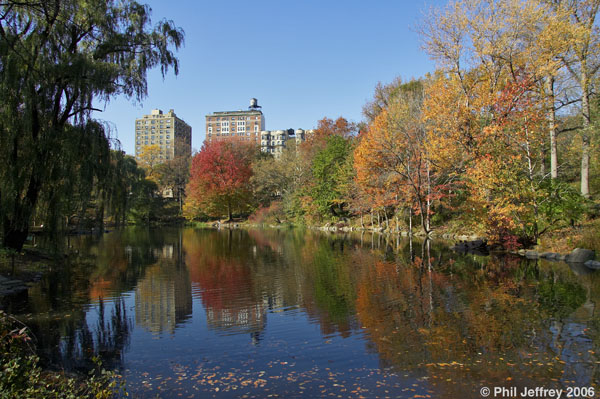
{"left": 565, "top": 248, "right": 596, "bottom": 263}
{"left": 525, "top": 250, "right": 539, "bottom": 259}
{"left": 584, "top": 260, "right": 600, "bottom": 270}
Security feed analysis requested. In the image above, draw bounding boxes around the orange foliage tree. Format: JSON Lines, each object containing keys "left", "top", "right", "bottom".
{"left": 355, "top": 80, "right": 455, "bottom": 234}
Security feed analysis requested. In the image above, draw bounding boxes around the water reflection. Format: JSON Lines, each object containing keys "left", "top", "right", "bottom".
{"left": 5, "top": 228, "right": 600, "bottom": 397}
{"left": 134, "top": 254, "right": 192, "bottom": 335}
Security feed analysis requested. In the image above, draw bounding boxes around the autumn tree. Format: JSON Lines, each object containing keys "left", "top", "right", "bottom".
{"left": 186, "top": 141, "right": 257, "bottom": 221}
{"left": 156, "top": 141, "right": 192, "bottom": 211}
{"left": 418, "top": 0, "right": 593, "bottom": 244}
{"left": 0, "top": 0, "right": 183, "bottom": 251}
{"left": 420, "top": 0, "right": 565, "bottom": 175}
{"left": 276, "top": 116, "right": 357, "bottom": 223}
{"left": 251, "top": 143, "right": 301, "bottom": 206}
{"left": 362, "top": 77, "right": 423, "bottom": 124}
{"left": 301, "top": 117, "right": 357, "bottom": 162}
{"left": 554, "top": 0, "right": 600, "bottom": 196}
{"left": 356, "top": 79, "right": 454, "bottom": 234}
{"left": 137, "top": 145, "right": 164, "bottom": 183}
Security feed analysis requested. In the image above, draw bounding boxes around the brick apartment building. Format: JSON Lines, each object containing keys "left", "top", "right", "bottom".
{"left": 205, "top": 98, "right": 265, "bottom": 144}
{"left": 205, "top": 98, "right": 313, "bottom": 158}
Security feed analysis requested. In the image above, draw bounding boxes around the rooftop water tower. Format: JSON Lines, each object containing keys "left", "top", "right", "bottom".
{"left": 249, "top": 98, "right": 262, "bottom": 110}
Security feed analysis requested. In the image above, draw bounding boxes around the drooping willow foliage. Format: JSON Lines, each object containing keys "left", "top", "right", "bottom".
{"left": 0, "top": 0, "right": 183, "bottom": 250}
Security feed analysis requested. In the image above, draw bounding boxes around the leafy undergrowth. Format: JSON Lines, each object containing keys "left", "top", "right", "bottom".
{"left": 248, "top": 201, "right": 285, "bottom": 225}
{"left": 0, "top": 311, "right": 125, "bottom": 398}
{"left": 538, "top": 218, "right": 600, "bottom": 254}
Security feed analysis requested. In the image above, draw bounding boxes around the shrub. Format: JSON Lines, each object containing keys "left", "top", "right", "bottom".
{"left": 486, "top": 213, "right": 521, "bottom": 250}
{"left": 249, "top": 201, "right": 284, "bottom": 224}
{"left": 0, "top": 311, "right": 124, "bottom": 398}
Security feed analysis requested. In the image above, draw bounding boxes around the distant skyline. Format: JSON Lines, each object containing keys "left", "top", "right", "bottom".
{"left": 92, "top": 0, "right": 445, "bottom": 155}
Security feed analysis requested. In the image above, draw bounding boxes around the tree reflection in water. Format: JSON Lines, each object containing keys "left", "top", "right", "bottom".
{"left": 5, "top": 227, "right": 600, "bottom": 397}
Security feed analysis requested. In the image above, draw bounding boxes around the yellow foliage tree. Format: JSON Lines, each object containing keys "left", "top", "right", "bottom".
{"left": 136, "top": 144, "right": 163, "bottom": 183}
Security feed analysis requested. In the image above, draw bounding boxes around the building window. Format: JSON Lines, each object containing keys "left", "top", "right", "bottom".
{"left": 254, "top": 125, "right": 259, "bottom": 132}
{"left": 221, "top": 121, "right": 229, "bottom": 133}
{"left": 208, "top": 127, "right": 212, "bottom": 134}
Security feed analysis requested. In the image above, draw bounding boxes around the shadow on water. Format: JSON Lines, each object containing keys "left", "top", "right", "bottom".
{"left": 4, "top": 227, "right": 600, "bottom": 397}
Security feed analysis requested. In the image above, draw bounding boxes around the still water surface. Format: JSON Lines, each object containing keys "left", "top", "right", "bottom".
{"left": 6, "top": 227, "right": 600, "bottom": 398}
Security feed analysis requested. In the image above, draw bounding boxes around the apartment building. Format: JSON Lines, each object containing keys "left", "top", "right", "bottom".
{"left": 205, "top": 99, "right": 314, "bottom": 158}
{"left": 135, "top": 109, "right": 192, "bottom": 161}
{"left": 260, "top": 128, "right": 313, "bottom": 159}
{"left": 205, "top": 99, "right": 265, "bottom": 144}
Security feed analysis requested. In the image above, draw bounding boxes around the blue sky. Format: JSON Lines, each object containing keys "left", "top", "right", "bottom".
{"left": 93, "top": 0, "right": 445, "bottom": 155}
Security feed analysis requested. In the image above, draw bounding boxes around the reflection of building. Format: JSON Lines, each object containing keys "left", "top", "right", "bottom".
{"left": 205, "top": 301, "right": 267, "bottom": 338}
{"left": 153, "top": 244, "right": 173, "bottom": 259}
{"left": 135, "top": 109, "right": 192, "bottom": 161}
{"left": 135, "top": 246, "right": 192, "bottom": 334}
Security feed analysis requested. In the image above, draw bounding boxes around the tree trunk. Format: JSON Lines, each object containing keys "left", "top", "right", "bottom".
{"left": 227, "top": 198, "right": 233, "bottom": 222}
{"left": 2, "top": 222, "right": 29, "bottom": 252}
{"left": 409, "top": 207, "right": 413, "bottom": 235}
{"left": 96, "top": 201, "right": 105, "bottom": 233}
{"left": 426, "top": 162, "right": 431, "bottom": 234}
{"left": 360, "top": 213, "right": 364, "bottom": 229}
{"left": 547, "top": 76, "right": 558, "bottom": 180}
{"left": 384, "top": 209, "right": 389, "bottom": 230}
{"left": 179, "top": 187, "right": 183, "bottom": 212}
{"left": 581, "top": 68, "right": 591, "bottom": 197}
{"left": 2, "top": 174, "right": 41, "bottom": 251}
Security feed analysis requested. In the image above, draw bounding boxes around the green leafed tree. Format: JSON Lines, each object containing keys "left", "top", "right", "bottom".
{"left": 311, "top": 135, "right": 354, "bottom": 218}
{"left": 0, "top": 0, "right": 183, "bottom": 250}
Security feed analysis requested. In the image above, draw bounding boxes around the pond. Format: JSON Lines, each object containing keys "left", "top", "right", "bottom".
{"left": 4, "top": 227, "right": 600, "bottom": 398}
